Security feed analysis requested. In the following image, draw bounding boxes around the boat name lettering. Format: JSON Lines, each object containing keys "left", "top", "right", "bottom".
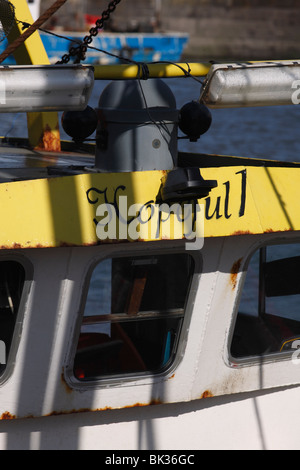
{"left": 86, "top": 169, "right": 246, "bottom": 240}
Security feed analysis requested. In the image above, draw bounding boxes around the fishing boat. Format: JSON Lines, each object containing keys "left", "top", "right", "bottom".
{"left": 1, "top": 0, "right": 189, "bottom": 65}
{"left": 1, "top": 0, "right": 300, "bottom": 451}
{"left": 38, "top": 30, "right": 190, "bottom": 65}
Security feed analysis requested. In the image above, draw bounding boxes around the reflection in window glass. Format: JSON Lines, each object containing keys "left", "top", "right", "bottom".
{"left": 74, "top": 253, "right": 194, "bottom": 380}
{"left": 231, "top": 243, "right": 300, "bottom": 360}
{"left": 0, "top": 261, "right": 25, "bottom": 374}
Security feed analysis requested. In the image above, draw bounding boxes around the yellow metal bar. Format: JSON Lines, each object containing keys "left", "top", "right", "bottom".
{"left": 3, "top": 0, "right": 60, "bottom": 151}
{"left": 93, "top": 62, "right": 211, "bottom": 80}
{"left": 94, "top": 60, "right": 300, "bottom": 81}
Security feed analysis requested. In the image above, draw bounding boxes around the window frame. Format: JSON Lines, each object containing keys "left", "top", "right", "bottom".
{"left": 228, "top": 238, "right": 300, "bottom": 367}
{"left": 67, "top": 246, "right": 201, "bottom": 389}
{"left": 0, "top": 253, "right": 33, "bottom": 384}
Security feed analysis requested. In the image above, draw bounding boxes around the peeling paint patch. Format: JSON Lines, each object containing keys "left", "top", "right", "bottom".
{"left": 44, "top": 400, "right": 163, "bottom": 418}
{"left": 200, "top": 391, "right": 214, "bottom": 399}
{"left": 37, "top": 125, "right": 61, "bottom": 153}
{"left": 0, "top": 400, "right": 165, "bottom": 421}
{"left": 123, "top": 400, "right": 163, "bottom": 408}
{"left": 0, "top": 412, "right": 15, "bottom": 420}
{"left": 46, "top": 408, "right": 94, "bottom": 417}
{"left": 231, "top": 230, "right": 251, "bottom": 236}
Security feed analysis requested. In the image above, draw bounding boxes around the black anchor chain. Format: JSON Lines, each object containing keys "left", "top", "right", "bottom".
{"left": 57, "top": 0, "right": 122, "bottom": 64}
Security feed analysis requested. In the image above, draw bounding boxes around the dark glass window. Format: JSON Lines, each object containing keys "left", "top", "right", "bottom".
{"left": 74, "top": 253, "right": 194, "bottom": 380}
{"left": 0, "top": 261, "right": 25, "bottom": 374}
{"left": 231, "top": 243, "right": 300, "bottom": 360}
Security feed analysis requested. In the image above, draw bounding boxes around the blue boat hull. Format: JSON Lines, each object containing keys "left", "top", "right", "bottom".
{"left": 1, "top": 32, "right": 189, "bottom": 65}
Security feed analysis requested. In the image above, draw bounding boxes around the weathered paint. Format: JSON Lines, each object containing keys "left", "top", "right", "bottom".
{"left": 230, "top": 258, "right": 242, "bottom": 289}
{"left": 0, "top": 412, "right": 15, "bottom": 420}
{"left": 200, "top": 391, "right": 214, "bottom": 399}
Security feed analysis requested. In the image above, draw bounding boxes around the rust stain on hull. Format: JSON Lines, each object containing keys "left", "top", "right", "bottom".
{"left": 0, "top": 238, "right": 151, "bottom": 251}
{"left": 45, "top": 400, "right": 163, "bottom": 418}
{"left": 0, "top": 412, "right": 16, "bottom": 420}
{"left": 200, "top": 391, "right": 214, "bottom": 399}
{"left": 230, "top": 258, "right": 242, "bottom": 290}
{"left": 123, "top": 400, "right": 162, "bottom": 408}
{"left": 0, "top": 399, "right": 165, "bottom": 420}
{"left": 46, "top": 408, "right": 98, "bottom": 417}
{"left": 231, "top": 230, "right": 252, "bottom": 236}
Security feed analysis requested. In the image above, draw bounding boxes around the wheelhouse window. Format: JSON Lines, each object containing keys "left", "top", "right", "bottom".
{"left": 0, "top": 260, "right": 25, "bottom": 374}
{"left": 231, "top": 243, "right": 300, "bottom": 361}
{"left": 74, "top": 253, "right": 194, "bottom": 381}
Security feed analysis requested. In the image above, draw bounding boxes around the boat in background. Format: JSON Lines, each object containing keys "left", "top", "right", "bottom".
{"left": 39, "top": 30, "right": 189, "bottom": 65}
{"left": 1, "top": 30, "right": 189, "bottom": 65}
{"left": 0, "top": 0, "right": 189, "bottom": 65}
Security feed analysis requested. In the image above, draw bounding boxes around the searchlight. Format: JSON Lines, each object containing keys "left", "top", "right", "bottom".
{"left": 0, "top": 65, "right": 94, "bottom": 112}
{"left": 200, "top": 61, "right": 300, "bottom": 108}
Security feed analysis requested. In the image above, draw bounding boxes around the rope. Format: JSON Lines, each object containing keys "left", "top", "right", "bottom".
{"left": 0, "top": 0, "right": 68, "bottom": 64}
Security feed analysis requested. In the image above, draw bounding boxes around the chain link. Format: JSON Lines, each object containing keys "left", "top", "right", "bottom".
{"left": 57, "top": 0, "right": 122, "bottom": 64}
